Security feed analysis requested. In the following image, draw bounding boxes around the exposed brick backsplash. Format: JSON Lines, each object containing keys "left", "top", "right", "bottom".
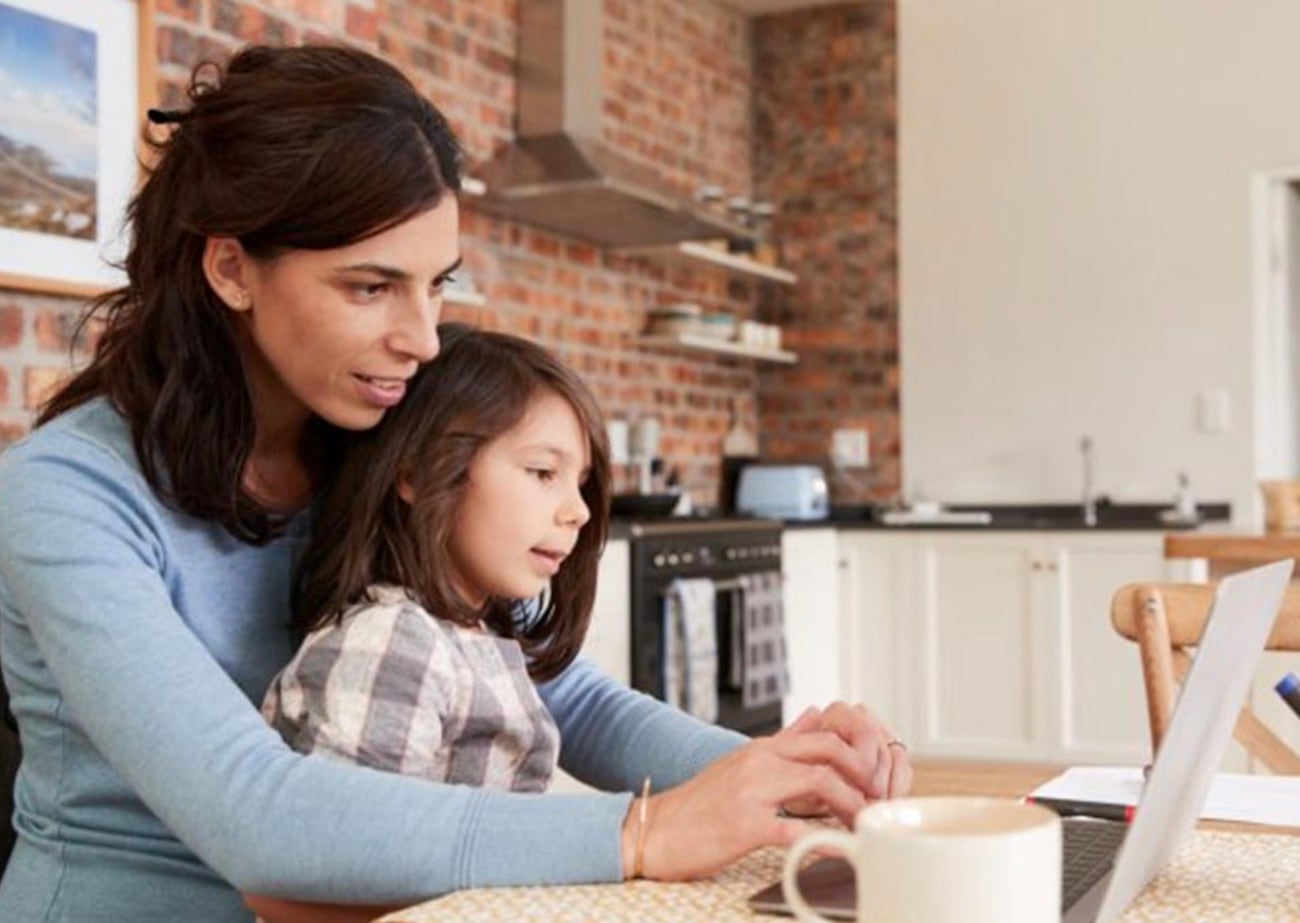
{"left": 0, "top": 0, "right": 898, "bottom": 507}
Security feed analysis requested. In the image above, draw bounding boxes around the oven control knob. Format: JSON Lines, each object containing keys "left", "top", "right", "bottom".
{"left": 653, "top": 554, "right": 666, "bottom": 567}
{"left": 667, "top": 554, "right": 680, "bottom": 566}
{"left": 699, "top": 548, "right": 713, "bottom": 564}
{"left": 724, "top": 548, "right": 737, "bottom": 561}
{"left": 682, "top": 552, "right": 694, "bottom": 564}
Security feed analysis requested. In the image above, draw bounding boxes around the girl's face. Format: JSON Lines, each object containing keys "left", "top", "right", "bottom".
{"left": 222, "top": 198, "right": 461, "bottom": 435}
{"left": 447, "top": 389, "right": 593, "bottom": 606}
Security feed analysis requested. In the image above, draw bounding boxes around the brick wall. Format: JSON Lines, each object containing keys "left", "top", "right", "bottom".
{"left": 0, "top": 0, "right": 900, "bottom": 508}
{"left": 754, "top": 2, "right": 900, "bottom": 502}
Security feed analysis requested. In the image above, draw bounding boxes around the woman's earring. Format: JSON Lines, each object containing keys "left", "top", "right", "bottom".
{"left": 232, "top": 292, "right": 250, "bottom": 310}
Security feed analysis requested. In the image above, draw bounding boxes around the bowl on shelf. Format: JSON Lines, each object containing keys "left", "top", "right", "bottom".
{"left": 695, "top": 312, "right": 736, "bottom": 341}
{"left": 611, "top": 492, "right": 680, "bottom": 518}
{"left": 644, "top": 303, "right": 703, "bottom": 337}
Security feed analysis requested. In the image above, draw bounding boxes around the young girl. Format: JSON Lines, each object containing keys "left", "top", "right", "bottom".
{"left": 261, "top": 323, "right": 611, "bottom": 795}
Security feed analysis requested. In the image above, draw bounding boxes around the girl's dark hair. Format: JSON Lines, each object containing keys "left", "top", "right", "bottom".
{"left": 293, "top": 323, "right": 612, "bottom": 681}
{"left": 38, "top": 44, "right": 463, "bottom": 543}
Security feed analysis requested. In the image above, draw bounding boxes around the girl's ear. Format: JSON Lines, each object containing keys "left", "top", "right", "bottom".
{"left": 397, "top": 475, "right": 415, "bottom": 504}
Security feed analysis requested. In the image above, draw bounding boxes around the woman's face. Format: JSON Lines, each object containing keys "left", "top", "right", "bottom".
{"left": 231, "top": 197, "right": 461, "bottom": 434}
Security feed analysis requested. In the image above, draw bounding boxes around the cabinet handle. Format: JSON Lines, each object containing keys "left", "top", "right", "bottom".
{"left": 1030, "top": 561, "right": 1042, "bottom": 572}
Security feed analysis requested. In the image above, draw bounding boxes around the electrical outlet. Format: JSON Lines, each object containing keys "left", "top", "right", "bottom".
{"left": 831, "top": 428, "right": 870, "bottom": 468}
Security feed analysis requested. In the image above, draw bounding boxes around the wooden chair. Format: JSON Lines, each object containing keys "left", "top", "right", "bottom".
{"left": 1111, "top": 581, "right": 1300, "bottom": 774}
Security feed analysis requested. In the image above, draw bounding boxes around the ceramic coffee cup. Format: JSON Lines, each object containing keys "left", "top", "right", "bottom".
{"left": 782, "top": 796, "right": 1061, "bottom": 923}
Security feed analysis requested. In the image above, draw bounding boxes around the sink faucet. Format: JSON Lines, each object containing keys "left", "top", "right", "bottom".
{"left": 1080, "top": 435, "right": 1097, "bottom": 527}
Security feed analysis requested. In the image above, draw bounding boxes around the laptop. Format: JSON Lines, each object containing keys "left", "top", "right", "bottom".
{"left": 748, "top": 558, "right": 1294, "bottom": 923}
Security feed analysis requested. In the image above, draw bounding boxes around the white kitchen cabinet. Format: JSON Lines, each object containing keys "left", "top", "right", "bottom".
{"left": 579, "top": 537, "right": 630, "bottom": 684}
{"left": 1048, "top": 533, "right": 1191, "bottom": 764}
{"left": 781, "top": 528, "right": 843, "bottom": 718}
{"left": 836, "top": 533, "right": 910, "bottom": 735}
{"left": 552, "top": 538, "right": 630, "bottom": 795}
{"left": 839, "top": 529, "right": 1193, "bottom": 764}
{"left": 910, "top": 533, "right": 1049, "bottom": 760}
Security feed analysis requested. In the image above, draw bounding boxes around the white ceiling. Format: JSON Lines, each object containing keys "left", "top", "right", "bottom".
{"left": 715, "top": 0, "right": 861, "bottom": 15}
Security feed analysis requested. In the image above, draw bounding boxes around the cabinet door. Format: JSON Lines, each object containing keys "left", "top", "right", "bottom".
{"left": 580, "top": 538, "right": 630, "bottom": 685}
{"left": 1047, "top": 533, "right": 1175, "bottom": 764}
{"left": 554, "top": 538, "right": 631, "bottom": 794}
{"left": 837, "top": 532, "right": 910, "bottom": 738}
{"left": 911, "top": 534, "right": 1048, "bottom": 759}
{"left": 782, "top": 528, "right": 843, "bottom": 719}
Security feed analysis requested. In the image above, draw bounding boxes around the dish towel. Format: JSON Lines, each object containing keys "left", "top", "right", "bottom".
{"left": 737, "top": 571, "right": 789, "bottom": 709}
{"left": 662, "top": 577, "right": 718, "bottom": 723}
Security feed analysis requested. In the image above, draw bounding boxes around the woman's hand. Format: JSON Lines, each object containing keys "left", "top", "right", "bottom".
{"left": 621, "top": 720, "right": 878, "bottom": 880}
{"left": 619, "top": 702, "right": 913, "bottom": 881}
{"left": 780, "top": 703, "right": 913, "bottom": 816}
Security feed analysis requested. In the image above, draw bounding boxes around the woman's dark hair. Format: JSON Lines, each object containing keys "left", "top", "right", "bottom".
{"left": 293, "top": 323, "right": 612, "bottom": 681}
{"left": 39, "top": 44, "right": 463, "bottom": 543}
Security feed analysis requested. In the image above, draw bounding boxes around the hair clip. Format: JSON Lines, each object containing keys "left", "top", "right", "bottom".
{"left": 146, "top": 108, "right": 191, "bottom": 125}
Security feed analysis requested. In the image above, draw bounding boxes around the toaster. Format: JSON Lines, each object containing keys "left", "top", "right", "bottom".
{"left": 735, "top": 464, "right": 829, "bottom": 521}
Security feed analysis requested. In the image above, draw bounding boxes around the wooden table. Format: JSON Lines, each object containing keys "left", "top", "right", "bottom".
{"left": 378, "top": 760, "right": 1300, "bottom": 922}
{"left": 1164, "top": 531, "right": 1300, "bottom": 578}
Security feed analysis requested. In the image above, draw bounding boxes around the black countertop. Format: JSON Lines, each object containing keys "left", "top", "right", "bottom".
{"left": 606, "top": 501, "right": 1231, "bottom": 537}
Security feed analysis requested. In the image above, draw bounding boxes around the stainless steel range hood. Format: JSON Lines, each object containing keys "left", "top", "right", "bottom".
{"left": 472, "top": 0, "right": 754, "bottom": 248}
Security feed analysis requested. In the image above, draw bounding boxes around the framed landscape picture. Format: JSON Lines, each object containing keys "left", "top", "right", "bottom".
{"left": 0, "top": 0, "right": 154, "bottom": 297}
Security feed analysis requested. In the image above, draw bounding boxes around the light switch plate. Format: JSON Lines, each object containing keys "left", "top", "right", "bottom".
{"left": 831, "top": 428, "right": 870, "bottom": 468}
{"left": 1197, "top": 389, "right": 1231, "bottom": 434}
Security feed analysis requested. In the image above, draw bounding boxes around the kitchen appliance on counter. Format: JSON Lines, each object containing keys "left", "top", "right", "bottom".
{"left": 735, "top": 464, "right": 829, "bottom": 521}
{"left": 629, "top": 518, "right": 784, "bottom": 736}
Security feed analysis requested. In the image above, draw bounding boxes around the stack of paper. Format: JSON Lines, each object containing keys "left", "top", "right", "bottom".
{"left": 1032, "top": 766, "right": 1300, "bottom": 827}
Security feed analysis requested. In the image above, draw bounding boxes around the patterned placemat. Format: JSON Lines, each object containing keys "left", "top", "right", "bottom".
{"left": 379, "top": 829, "right": 1300, "bottom": 922}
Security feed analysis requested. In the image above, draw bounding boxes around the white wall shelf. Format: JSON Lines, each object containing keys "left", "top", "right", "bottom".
{"left": 618, "top": 241, "right": 798, "bottom": 285}
{"left": 637, "top": 332, "right": 797, "bottom": 364}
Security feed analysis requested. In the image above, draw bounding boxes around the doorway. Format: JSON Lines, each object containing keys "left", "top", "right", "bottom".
{"left": 1252, "top": 171, "right": 1300, "bottom": 493}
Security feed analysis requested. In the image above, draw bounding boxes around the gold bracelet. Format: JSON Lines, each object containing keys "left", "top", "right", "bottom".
{"left": 633, "top": 775, "right": 652, "bottom": 879}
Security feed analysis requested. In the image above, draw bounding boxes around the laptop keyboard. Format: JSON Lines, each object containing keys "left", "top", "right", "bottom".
{"left": 1062, "top": 819, "right": 1128, "bottom": 910}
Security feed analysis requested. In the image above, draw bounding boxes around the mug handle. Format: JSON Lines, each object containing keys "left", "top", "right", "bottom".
{"left": 782, "top": 829, "right": 858, "bottom": 923}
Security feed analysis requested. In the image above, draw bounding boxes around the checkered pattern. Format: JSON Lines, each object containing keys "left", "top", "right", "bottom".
{"left": 262, "top": 585, "right": 558, "bottom": 792}
{"left": 737, "top": 572, "right": 788, "bottom": 709}
{"left": 662, "top": 578, "right": 719, "bottom": 723}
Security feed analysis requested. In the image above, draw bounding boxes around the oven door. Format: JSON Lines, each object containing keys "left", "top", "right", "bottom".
{"left": 628, "top": 523, "right": 784, "bottom": 737}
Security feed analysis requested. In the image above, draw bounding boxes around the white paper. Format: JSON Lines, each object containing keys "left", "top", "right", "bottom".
{"left": 1032, "top": 766, "right": 1300, "bottom": 828}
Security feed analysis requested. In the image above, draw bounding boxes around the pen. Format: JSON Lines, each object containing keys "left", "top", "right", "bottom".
{"left": 1277, "top": 673, "right": 1300, "bottom": 720}
{"left": 1026, "top": 796, "right": 1135, "bottom": 823}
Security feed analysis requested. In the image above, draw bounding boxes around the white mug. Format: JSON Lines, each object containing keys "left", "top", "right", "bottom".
{"left": 782, "top": 796, "right": 1061, "bottom": 923}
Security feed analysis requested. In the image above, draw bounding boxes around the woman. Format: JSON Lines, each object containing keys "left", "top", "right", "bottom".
{"left": 0, "top": 44, "right": 910, "bottom": 922}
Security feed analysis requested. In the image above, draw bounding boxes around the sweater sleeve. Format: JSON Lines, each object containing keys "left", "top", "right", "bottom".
{"left": 538, "top": 657, "right": 748, "bottom": 792}
{"left": 0, "top": 434, "right": 633, "bottom": 903}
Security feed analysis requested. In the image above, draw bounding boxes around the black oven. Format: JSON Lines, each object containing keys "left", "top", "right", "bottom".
{"left": 628, "top": 518, "right": 784, "bottom": 737}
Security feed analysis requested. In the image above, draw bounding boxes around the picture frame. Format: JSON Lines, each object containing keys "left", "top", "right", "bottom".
{"left": 0, "top": 0, "right": 156, "bottom": 297}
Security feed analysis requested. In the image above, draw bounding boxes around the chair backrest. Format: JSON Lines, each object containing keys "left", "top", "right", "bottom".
{"left": 1111, "top": 581, "right": 1300, "bottom": 775}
